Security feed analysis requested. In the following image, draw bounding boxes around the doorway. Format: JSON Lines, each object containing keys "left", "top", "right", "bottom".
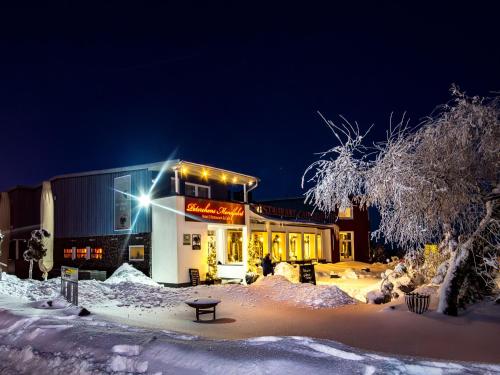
{"left": 339, "top": 231, "right": 354, "bottom": 261}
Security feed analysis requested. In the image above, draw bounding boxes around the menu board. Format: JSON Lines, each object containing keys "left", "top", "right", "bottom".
{"left": 299, "top": 264, "right": 316, "bottom": 285}
{"left": 189, "top": 268, "right": 200, "bottom": 286}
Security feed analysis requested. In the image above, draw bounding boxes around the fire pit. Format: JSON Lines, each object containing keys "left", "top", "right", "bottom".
{"left": 185, "top": 298, "right": 221, "bottom": 321}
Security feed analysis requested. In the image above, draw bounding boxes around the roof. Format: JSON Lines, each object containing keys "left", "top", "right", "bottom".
{"left": 5, "top": 159, "right": 260, "bottom": 191}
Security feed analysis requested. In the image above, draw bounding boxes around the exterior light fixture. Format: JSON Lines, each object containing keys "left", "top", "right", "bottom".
{"left": 221, "top": 174, "right": 227, "bottom": 182}
{"left": 181, "top": 167, "right": 188, "bottom": 175}
{"left": 138, "top": 194, "right": 151, "bottom": 208}
{"left": 202, "top": 170, "right": 209, "bottom": 178}
{"left": 232, "top": 176, "right": 237, "bottom": 184}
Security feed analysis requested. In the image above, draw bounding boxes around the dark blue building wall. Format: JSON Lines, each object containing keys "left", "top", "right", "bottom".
{"left": 52, "top": 169, "right": 152, "bottom": 238}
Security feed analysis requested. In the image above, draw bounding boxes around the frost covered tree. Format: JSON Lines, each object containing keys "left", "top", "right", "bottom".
{"left": 23, "top": 229, "right": 51, "bottom": 280}
{"left": 0, "top": 230, "right": 4, "bottom": 280}
{"left": 303, "top": 87, "right": 499, "bottom": 315}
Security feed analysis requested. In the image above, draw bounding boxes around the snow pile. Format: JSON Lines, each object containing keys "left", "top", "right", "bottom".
{"left": 252, "top": 275, "right": 355, "bottom": 309}
{"left": 274, "top": 262, "right": 300, "bottom": 283}
{"left": 341, "top": 268, "right": 359, "bottom": 280}
{"left": 104, "top": 263, "right": 159, "bottom": 287}
{"left": 0, "top": 272, "right": 58, "bottom": 301}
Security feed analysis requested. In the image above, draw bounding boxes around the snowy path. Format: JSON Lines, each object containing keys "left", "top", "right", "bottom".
{"left": 0, "top": 297, "right": 499, "bottom": 374}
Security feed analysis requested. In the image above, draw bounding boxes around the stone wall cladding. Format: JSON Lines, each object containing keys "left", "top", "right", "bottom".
{"left": 54, "top": 233, "right": 151, "bottom": 277}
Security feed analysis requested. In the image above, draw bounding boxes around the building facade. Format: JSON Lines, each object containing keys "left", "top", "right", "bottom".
{"left": 1, "top": 160, "right": 370, "bottom": 284}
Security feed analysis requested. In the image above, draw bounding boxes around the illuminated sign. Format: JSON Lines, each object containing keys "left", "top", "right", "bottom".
{"left": 251, "top": 204, "right": 334, "bottom": 224}
{"left": 185, "top": 197, "right": 245, "bottom": 225}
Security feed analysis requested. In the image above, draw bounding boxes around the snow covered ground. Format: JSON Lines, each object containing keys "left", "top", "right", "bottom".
{"left": 1, "top": 264, "right": 499, "bottom": 374}
{"left": 0, "top": 264, "right": 355, "bottom": 310}
{"left": 275, "top": 261, "right": 389, "bottom": 302}
{"left": 1, "top": 299, "right": 499, "bottom": 375}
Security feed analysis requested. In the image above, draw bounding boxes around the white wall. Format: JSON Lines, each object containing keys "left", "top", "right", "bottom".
{"left": 175, "top": 197, "right": 209, "bottom": 283}
{"left": 151, "top": 196, "right": 179, "bottom": 284}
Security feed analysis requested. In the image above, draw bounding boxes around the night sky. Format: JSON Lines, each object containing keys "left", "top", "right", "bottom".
{"left": 1, "top": 2, "right": 499, "bottom": 199}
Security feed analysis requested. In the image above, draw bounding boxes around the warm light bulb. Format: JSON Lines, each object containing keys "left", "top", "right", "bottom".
{"left": 232, "top": 176, "right": 237, "bottom": 183}
{"left": 222, "top": 174, "right": 227, "bottom": 182}
{"left": 202, "top": 170, "right": 208, "bottom": 178}
{"left": 181, "top": 167, "right": 188, "bottom": 175}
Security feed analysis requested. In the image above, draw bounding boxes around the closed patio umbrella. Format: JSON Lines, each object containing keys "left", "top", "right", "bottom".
{"left": 39, "top": 181, "right": 54, "bottom": 280}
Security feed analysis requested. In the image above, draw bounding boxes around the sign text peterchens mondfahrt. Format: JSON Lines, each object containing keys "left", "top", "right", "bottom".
{"left": 185, "top": 197, "right": 245, "bottom": 225}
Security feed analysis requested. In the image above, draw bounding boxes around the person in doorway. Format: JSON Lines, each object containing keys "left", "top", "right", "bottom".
{"left": 262, "top": 253, "right": 274, "bottom": 277}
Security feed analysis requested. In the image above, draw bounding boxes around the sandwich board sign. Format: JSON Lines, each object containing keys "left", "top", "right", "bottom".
{"left": 299, "top": 264, "right": 316, "bottom": 285}
{"left": 61, "top": 266, "right": 79, "bottom": 305}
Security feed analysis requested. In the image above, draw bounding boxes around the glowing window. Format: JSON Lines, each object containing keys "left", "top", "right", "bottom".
{"left": 250, "top": 231, "right": 268, "bottom": 259}
{"left": 226, "top": 230, "right": 243, "bottom": 264}
{"left": 339, "top": 231, "right": 354, "bottom": 260}
{"left": 316, "top": 234, "right": 323, "bottom": 259}
{"left": 91, "top": 248, "right": 103, "bottom": 260}
{"left": 288, "top": 233, "right": 302, "bottom": 261}
{"left": 76, "top": 247, "right": 89, "bottom": 259}
{"left": 338, "top": 207, "right": 353, "bottom": 219}
{"left": 129, "top": 245, "right": 145, "bottom": 262}
{"left": 303, "top": 233, "right": 316, "bottom": 260}
{"left": 271, "top": 232, "right": 286, "bottom": 262}
{"left": 64, "top": 247, "right": 75, "bottom": 260}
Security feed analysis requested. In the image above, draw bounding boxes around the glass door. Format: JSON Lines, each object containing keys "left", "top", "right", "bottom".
{"left": 339, "top": 231, "right": 354, "bottom": 261}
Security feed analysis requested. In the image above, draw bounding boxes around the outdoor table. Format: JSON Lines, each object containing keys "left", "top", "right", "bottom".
{"left": 185, "top": 298, "right": 221, "bottom": 321}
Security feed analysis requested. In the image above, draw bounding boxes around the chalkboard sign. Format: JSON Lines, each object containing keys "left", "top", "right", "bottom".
{"left": 189, "top": 268, "right": 200, "bottom": 286}
{"left": 299, "top": 264, "right": 316, "bottom": 285}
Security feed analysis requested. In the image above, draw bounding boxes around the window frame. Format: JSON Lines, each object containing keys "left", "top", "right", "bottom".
{"left": 129, "top": 245, "right": 145, "bottom": 262}
{"left": 339, "top": 231, "right": 355, "bottom": 260}
{"left": 185, "top": 182, "right": 211, "bottom": 198}
{"left": 338, "top": 207, "right": 354, "bottom": 219}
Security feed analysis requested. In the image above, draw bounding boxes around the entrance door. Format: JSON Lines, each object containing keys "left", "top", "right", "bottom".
{"left": 339, "top": 231, "right": 354, "bottom": 261}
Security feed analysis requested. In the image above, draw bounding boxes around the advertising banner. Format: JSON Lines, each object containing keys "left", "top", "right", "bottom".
{"left": 114, "top": 175, "right": 132, "bottom": 230}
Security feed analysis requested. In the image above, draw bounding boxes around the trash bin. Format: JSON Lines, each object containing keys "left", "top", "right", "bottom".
{"left": 405, "top": 292, "right": 430, "bottom": 314}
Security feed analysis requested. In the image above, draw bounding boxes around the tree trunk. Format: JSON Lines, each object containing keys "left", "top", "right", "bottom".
{"left": 39, "top": 259, "right": 48, "bottom": 281}
{"left": 437, "top": 192, "right": 496, "bottom": 315}
{"left": 28, "top": 260, "right": 33, "bottom": 280}
{"left": 437, "top": 245, "right": 470, "bottom": 315}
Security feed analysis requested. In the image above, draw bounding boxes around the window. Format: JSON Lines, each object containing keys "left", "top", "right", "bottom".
{"left": 338, "top": 207, "right": 353, "bottom": 219}
{"left": 288, "top": 233, "right": 302, "bottom": 261}
{"left": 197, "top": 186, "right": 210, "bottom": 198}
{"left": 76, "top": 247, "right": 90, "bottom": 259}
{"left": 64, "top": 247, "right": 75, "bottom": 260}
{"left": 316, "top": 234, "right": 323, "bottom": 259}
{"left": 129, "top": 245, "right": 145, "bottom": 262}
{"left": 339, "top": 231, "right": 354, "bottom": 260}
{"left": 250, "top": 231, "right": 268, "bottom": 259}
{"left": 185, "top": 182, "right": 211, "bottom": 198}
{"left": 91, "top": 248, "right": 103, "bottom": 260}
{"left": 303, "top": 233, "right": 316, "bottom": 260}
{"left": 185, "top": 183, "right": 196, "bottom": 197}
{"left": 271, "top": 232, "right": 285, "bottom": 262}
{"left": 226, "top": 230, "right": 243, "bottom": 263}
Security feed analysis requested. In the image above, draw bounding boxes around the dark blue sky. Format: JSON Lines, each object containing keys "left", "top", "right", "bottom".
{"left": 1, "top": 2, "right": 499, "bottom": 199}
